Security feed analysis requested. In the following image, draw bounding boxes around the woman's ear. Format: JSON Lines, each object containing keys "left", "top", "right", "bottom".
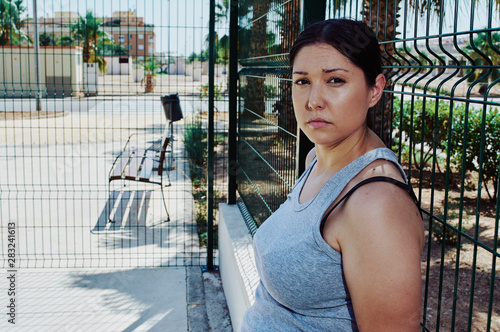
{"left": 368, "top": 73, "right": 386, "bottom": 108}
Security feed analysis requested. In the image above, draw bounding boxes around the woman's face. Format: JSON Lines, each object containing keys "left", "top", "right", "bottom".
{"left": 291, "top": 43, "right": 383, "bottom": 148}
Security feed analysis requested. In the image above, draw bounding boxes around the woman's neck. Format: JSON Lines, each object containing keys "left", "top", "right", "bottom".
{"left": 313, "top": 128, "right": 384, "bottom": 177}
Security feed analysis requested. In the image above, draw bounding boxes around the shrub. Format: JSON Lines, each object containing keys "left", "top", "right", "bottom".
{"left": 393, "top": 98, "right": 457, "bottom": 171}
{"left": 453, "top": 106, "right": 500, "bottom": 201}
{"left": 198, "top": 83, "right": 224, "bottom": 100}
{"left": 393, "top": 98, "right": 499, "bottom": 201}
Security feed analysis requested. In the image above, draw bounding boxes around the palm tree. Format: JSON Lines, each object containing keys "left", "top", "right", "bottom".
{"left": 69, "top": 11, "right": 113, "bottom": 73}
{"left": 140, "top": 56, "right": 160, "bottom": 93}
{"left": 0, "top": 0, "right": 31, "bottom": 46}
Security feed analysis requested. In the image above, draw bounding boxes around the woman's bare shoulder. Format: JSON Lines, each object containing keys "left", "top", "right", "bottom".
{"left": 344, "top": 182, "right": 423, "bottom": 246}
{"left": 305, "top": 147, "right": 316, "bottom": 168}
{"left": 357, "top": 158, "right": 406, "bottom": 182}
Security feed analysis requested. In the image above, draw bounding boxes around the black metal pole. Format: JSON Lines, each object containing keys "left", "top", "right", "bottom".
{"left": 295, "top": 0, "right": 327, "bottom": 177}
{"left": 32, "top": 0, "right": 42, "bottom": 111}
{"left": 228, "top": 0, "right": 238, "bottom": 204}
{"left": 206, "top": 0, "right": 216, "bottom": 270}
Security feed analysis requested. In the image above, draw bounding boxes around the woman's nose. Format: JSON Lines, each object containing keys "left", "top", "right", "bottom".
{"left": 307, "top": 85, "right": 326, "bottom": 110}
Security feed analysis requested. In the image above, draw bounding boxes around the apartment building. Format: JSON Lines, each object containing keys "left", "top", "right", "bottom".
{"left": 103, "top": 10, "right": 155, "bottom": 60}
{"left": 26, "top": 10, "right": 155, "bottom": 60}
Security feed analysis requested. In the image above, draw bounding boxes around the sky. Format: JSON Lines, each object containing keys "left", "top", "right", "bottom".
{"left": 24, "top": 0, "right": 499, "bottom": 56}
{"left": 26, "top": 0, "right": 214, "bottom": 56}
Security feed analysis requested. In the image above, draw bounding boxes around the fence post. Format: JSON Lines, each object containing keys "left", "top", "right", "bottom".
{"left": 295, "top": 0, "right": 327, "bottom": 177}
{"left": 32, "top": 0, "right": 42, "bottom": 111}
{"left": 228, "top": 0, "right": 238, "bottom": 205}
{"left": 206, "top": 0, "right": 216, "bottom": 270}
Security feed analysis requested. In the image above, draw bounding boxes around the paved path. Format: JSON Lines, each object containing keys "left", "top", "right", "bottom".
{"left": 0, "top": 96, "right": 232, "bottom": 331}
{"left": 0, "top": 266, "right": 231, "bottom": 331}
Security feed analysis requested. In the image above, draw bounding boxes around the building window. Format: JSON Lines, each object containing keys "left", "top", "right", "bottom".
{"left": 138, "top": 56, "right": 144, "bottom": 60}
{"left": 118, "top": 35, "right": 124, "bottom": 43}
{"left": 148, "top": 37, "right": 154, "bottom": 43}
{"left": 138, "top": 34, "right": 144, "bottom": 39}
{"left": 148, "top": 47, "right": 154, "bottom": 54}
{"left": 138, "top": 44, "right": 144, "bottom": 50}
{"left": 128, "top": 45, "right": 132, "bottom": 50}
{"left": 129, "top": 34, "right": 132, "bottom": 39}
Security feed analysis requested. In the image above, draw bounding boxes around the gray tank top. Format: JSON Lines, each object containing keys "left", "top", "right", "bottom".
{"left": 241, "top": 148, "right": 409, "bottom": 332}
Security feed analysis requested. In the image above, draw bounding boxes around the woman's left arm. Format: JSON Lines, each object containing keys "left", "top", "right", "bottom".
{"left": 340, "top": 182, "right": 424, "bottom": 332}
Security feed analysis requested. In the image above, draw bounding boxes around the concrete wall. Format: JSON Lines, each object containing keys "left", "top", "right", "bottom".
{"left": 0, "top": 46, "right": 83, "bottom": 97}
{"left": 218, "top": 203, "right": 259, "bottom": 331}
{"left": 104, "top": 56, "right": 133, "bottom": 75}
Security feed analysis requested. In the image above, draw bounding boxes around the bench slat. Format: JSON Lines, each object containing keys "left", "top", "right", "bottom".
{"left": 110, "top": 154, "right": 131, "bottom": 180}
{"left": 139, "top": 150, "right": 155, "bottom": 181}
{"left": 123, "top": 150, "right": 146, "bottom": 180}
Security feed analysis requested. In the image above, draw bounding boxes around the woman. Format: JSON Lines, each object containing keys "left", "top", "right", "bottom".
{"left": 241, "top": 19, "right": 424, "bottom": 331}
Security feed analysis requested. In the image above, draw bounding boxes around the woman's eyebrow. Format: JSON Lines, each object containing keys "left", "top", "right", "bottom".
{"left": 292, "top": 68, "right": 349, "bottom": 75}
{"left": 323, "top": 68, "right": 348, "bottom": 73}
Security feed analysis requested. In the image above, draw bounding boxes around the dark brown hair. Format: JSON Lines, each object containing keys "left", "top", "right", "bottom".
{"left": 289, "top": 18, "right": 382, "bottom": 87}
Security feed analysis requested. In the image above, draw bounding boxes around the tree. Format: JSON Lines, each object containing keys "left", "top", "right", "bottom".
{"left": 0, "top": 0, "right": 31, "bottom": 46}
{"left": 273, "top": 0, "right": 301, "bottom": 134}
{"left": 101, "top": 43, "right": 130, "bottom": 56}
{"left": 56, "top": 35, "right": 75, "bottom": 47}
{"left": 465, "top": 32, "right": 500, "bottom": 95}
{"left": 243, "top": 1, "right": 270, "bottom": 116}
{"left": 360, "top": 0, "right": 500, "bottom": 145}
{"left": 69, "top": 11, "right": 113, "bottom": 73}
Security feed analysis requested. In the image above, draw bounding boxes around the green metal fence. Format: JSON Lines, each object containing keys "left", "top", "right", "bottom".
{"left": 233, "top": 0, "right": 500, "bottom": 330}
{"left": 0, "top": 0, "right": 227, "bottom": 269}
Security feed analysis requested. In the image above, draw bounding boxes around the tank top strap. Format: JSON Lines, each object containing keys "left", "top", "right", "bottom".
{"left": 291, "top": 156, "right": 317, "bottom": 191}
{"left": 313, "top": 148, "right": 406, "bottom": 211}
{"left": 319, "top": 175, "right": 420, "bottom": 233}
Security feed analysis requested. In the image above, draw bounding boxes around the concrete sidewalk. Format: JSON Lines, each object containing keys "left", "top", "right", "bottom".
{"left": 1, "top": 266, "right": 232, "bottom": 331}
{"left": 0, "top": 96, "right": 233, "bottom": 331}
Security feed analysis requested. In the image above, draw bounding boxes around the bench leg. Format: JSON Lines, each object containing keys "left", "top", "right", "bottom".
{"left": 107, "top": 181, "right": 115, "bottom": 223}
{"left": 161, "top": 185, "right": 170, "bottom": 222}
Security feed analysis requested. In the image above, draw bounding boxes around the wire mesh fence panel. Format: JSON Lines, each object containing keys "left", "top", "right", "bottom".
{"left": 236, "top": 0, "right": 500, "bottom": 331}
{"left": 237, "top": 0, "right": 300, "bottom": 227}
{"left": 0, "top": 0, "right": 228, "bottom": 269}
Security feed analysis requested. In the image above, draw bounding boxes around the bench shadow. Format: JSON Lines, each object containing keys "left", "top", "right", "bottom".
{"left": 93, "top": 190, "right": 155, "bottom": 232}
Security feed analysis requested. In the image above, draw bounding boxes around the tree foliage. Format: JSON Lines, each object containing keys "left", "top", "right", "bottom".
{"left": 39, "top": 32, "right": 55, "bottom": 46}
{"left": 465, "top": 32, "right": 500, "bottom": 94}
{"left": 0, "top": 0, "right": 30, "bottom": 46}
{"left": 69, "top": 11, "right": 113, "bottom": 72}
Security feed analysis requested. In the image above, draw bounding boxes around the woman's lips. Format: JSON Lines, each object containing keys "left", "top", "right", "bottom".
{"left": 307, "top": 117, "right": 331, "bottom": 128}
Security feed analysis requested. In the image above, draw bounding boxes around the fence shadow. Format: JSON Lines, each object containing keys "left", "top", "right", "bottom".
{"left": 70, "top": 268, "right": 187, "bottom": 331}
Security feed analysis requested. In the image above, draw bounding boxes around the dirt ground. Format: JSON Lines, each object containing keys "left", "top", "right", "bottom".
{"left": 415, "top": 170, "right": 500, "bottom": 331}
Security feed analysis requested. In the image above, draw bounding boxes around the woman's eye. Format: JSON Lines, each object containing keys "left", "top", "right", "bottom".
{"left": 329, "top": 77, "right": 345, "bottom": 84}
{"left": 293, "top": 79, "right": 309, "bottom": 85}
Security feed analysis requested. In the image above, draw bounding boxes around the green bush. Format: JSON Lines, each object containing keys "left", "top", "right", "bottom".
{"left": 264, "top": 84, "right": 277, "bottom": 99}
{"left": 393, "top": 98, "right": 457, "bottom": 170}
{"left": 198, "top": 83, "right": 224, "bottom": 100}
{"left": 393, "top": 98, "right": 499, "bottom": 201}
{"left": 453, "top": 106, "right": 500, "bottom": 201}
{"left": 184, "top": 115, "right": 207, "bottom": 167}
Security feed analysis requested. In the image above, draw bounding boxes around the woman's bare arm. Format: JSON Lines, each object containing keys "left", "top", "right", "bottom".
{"left": 335, "top": 182, "right": 424, "bottom": 331}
